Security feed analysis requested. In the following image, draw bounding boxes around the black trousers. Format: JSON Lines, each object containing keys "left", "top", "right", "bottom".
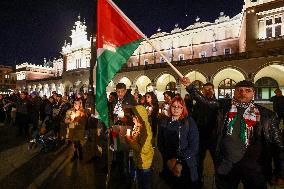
{"left": 16, "top": 112, "right": 30, "bottom": 137}
{"left": 160, "top": 162, "right": 198, "bottom": 189}
{"left": 197, "top": 138, "right": 216, "bottom": 184}
{"left": 276, "top": 112, "right": 284, "bottom": 125}
{"left": 215, "top": 161, "right": 267, "bottom": 189}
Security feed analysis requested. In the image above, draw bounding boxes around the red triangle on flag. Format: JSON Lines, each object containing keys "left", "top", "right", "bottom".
{"left": 97, "top": 0, "right": 143, "bottom": 49}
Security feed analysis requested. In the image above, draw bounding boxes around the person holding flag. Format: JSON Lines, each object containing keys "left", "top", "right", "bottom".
{"left": 95, "top": 0, "right": 184, "bottom": 129}
{"left": 95, "top": 0, "right": 144, "bottom": 128}
{"left": 95, "top": 0, "right": 185, "bottom": 187}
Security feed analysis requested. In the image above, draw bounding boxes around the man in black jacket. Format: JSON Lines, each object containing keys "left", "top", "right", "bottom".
{"left": 270, "top": 88, "right": 284, "bottom": 126}
{"left": 111, "top": 83, "right": 136, "bottom": 126}
{"left": 109, "top": 83, "right": 136, "bottom": 182}
{"left": 191, "top": 82, "right": 218, "bottom": 188}
{"left": 182, "top": 78, "right": 284, "bottom": 189}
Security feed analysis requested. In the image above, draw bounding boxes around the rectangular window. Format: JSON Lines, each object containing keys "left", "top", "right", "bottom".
{"left": 275, "top": 17, "right": 282, "bottom": 24}
{"left": 266, "top": 27, "right": 272, "bottom": 38}
{"left": 199, "top": 51, "right": 206, "bottom": 58}
{"left": 275, "top": 25, "right": 281, "bottom": 37}
{"left": 160, "top": 57, "right": 164, "bottom": 63}
{"left": 224, "top": 48, "right": 231, "bottom": 55}
{"left": 266, "top": 19, "right": 273, "bottom": 26}
{"left": 178, "top": 54, "right": 184, "bottom": 61}
{"left": 144, "top": 59, "right": 148, "bottom": 65}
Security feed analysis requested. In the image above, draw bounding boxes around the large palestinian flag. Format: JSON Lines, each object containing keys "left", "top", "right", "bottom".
{"left": 96, "top": 0, "right": 144, "bottom": 127}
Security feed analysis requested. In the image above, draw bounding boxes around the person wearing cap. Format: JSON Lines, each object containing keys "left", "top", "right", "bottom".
{"left": 181, "top": 77, "right": 284, "bottom": 189}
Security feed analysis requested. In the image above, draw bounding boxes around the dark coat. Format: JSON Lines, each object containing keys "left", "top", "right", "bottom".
{"left": 111, "top": 91, "right": 137, "bottom": 126}
{"left": 158, "top": 116, "right": 199, "bottom": 181}
{"left": 270, "top": 95, "right": 284, "bottom": 114}
{"left": 192, "top": 94, "right": 218, "bottom": 139}
{"left": 186, "top": 84, "right": 284, "bottom": 179}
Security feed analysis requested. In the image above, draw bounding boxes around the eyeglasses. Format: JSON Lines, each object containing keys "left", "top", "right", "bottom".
{"left": 171, "top": 105, "right": 183, "bottom": 110}
{"left": 146, "top": 96, "right": 151, "bottom": 98}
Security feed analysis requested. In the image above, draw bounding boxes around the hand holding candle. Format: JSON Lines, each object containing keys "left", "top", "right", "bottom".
{"left": 126, "top": 129, "right": 131, "bottom": 136}
{"left": 70, "top": 112, "right": 76, "bottom": 121}
{"left": 118, "top": 110, "right": 124, "bottom": 118}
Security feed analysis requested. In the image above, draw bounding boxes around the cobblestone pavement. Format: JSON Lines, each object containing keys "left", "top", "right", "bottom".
{"left": 1, "top": 122, "right": 284, "bottom": 189}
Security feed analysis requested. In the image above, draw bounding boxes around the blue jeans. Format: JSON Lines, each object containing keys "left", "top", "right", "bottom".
{"left": 136, "top": 168, "right": 151, "bottom": 189}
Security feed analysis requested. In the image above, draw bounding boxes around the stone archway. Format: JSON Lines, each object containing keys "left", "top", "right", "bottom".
{"left": 184, "top": 71, "right": 207, "bottom": 97}
{"left": 119, "top": 77, "right": 132, "bottom": 89}
{"left": 135, "top": 75, "right": 151, "bottom": 95}
{"left": 218, "top": 78, "right": 237, "bottom": 99}
{"left": 254, "top": 64, "right": 284, "bottom": 88}
{"left": 213, "top": 68, "right": 245, "bottom": 98}
{"left": 255, "top": 77, "right": 279, "bottom": 100}
{"left": 156, "top": 74, "right": 176, "bottom": 101}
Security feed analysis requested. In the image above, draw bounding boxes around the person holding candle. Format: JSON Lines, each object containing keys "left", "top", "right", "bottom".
{"left": 111, "top": 83, "right": 136, "bottom": 126}
{"left": 65, "top": 100, "right": 87, "bottom": 161}
{"left": 125, "top": 105, "right": 154, "bottom": 189}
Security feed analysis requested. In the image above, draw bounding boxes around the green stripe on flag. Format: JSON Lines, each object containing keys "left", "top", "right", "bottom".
{"left": 96, "top": 38, "right": 143, "bottom": 128}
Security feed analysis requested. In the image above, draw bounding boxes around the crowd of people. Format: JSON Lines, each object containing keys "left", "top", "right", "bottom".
{"left": 0, "top": 90, "right": 99, "bottom": 160}
{"left": 108, "top": 79, "right": 284, "bottom": 189}
{"left": 0, "top": 77, "right": 284, "bottom": 189}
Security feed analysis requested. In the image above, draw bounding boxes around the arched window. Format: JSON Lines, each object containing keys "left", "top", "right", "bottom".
{"left": 255, "top": 77, "right": 278, "bottom": 100}
{"left": 166, "top": 81, "right": 177, "bottom": 92}
{"left": 218, "top": 78, "right": 236, "bottom": 99}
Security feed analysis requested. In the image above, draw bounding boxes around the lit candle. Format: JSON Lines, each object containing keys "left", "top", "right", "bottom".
{"left": 126, "top": 129, "right": 131, "bottom": 136}
{"left": 70, "top": 112, "right": 75, "bottom": 120}
{"left": 118, "top": 111, "right": 124, "bottom": 118}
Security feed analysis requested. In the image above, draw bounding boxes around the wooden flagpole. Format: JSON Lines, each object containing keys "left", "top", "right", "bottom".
{"left": 143, "top": 37, "right": 184, "bottom": 78}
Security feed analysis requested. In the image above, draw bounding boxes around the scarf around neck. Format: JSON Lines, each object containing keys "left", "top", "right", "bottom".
{"left": 227, "top": 99, "right": 260, "bottom": 146}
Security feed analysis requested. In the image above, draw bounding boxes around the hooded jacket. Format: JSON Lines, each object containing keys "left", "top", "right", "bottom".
{"left": 128, "top": 105, "right": 154, "bottom": 169}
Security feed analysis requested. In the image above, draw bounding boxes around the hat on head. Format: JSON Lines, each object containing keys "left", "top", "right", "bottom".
{"left": 235, "top": 80, "right": 255, "bottom": 89}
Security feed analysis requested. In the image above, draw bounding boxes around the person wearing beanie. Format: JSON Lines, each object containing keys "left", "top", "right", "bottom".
{"left": 182, "top": 78, "right": 284, "bottom": 189}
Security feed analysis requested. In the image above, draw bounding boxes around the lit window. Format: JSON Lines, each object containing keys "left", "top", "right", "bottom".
{"left": 264, "top": 16, "right": 283, "bottom": 39}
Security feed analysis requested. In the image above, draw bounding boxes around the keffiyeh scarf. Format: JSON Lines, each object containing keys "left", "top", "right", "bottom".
{"left": 227, "top": 99, "right": 260, "bottom": 146}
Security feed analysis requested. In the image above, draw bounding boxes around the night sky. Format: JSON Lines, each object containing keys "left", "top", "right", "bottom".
{"left": 0, "top": 0, "right": 243, "bottom": 67}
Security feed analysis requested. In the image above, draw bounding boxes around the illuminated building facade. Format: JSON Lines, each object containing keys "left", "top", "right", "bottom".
{"left": 0, "top": 65, "right": 16, "bottom": 94}
{"left": 16, "top": 0, "right": 284, "bottom": 101}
